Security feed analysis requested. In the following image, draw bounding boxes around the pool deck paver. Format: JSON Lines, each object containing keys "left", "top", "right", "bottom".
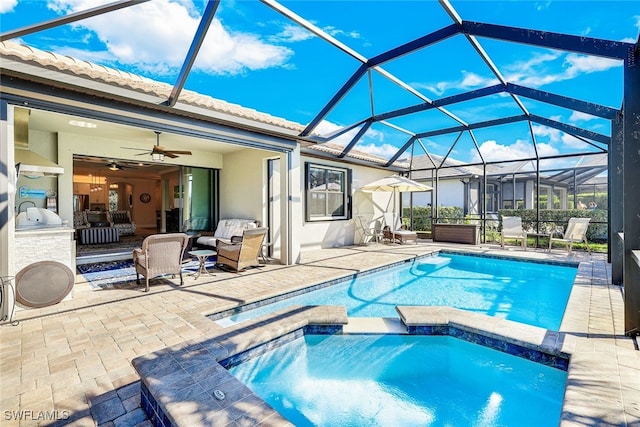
{"left": 0, "top": 242, "right": 638, "bottom": 426}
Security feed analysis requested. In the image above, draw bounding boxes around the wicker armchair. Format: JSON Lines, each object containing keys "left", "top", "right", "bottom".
{"left": 132, "top": 233, "right": 189, "bottom": 291}
{"left": 216, "top": 227, "right": 268, "bottom": 271}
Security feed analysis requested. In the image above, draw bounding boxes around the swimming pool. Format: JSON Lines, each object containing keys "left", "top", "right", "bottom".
{"left": 227, "top": 333, "right": 567, "bottom": 426}
{"left": 213, "top": 253, "right": 577, "bottom": 330}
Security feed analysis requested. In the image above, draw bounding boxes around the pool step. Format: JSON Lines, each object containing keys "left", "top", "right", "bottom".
{"left": 343, "top": 317, "right": 407, "bottom": 334}
{"left": 414, "top": 256, "right": 451, "bottom": 272}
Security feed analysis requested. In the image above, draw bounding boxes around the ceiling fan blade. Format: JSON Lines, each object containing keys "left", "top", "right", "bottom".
{"left": 164, "top": 152, "right": 179, "bottom": 159}
{"left": 135, "top": 151, "right": 151, "bottom": 156}
{"left": 121, "top": 147, "right": 149, "bottom": 152}
{"left": 165, "top": 150, "right": 192, "bottom": 155}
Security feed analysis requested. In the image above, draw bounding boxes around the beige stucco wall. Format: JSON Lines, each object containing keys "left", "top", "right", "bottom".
{"left": 220, "top": 147, "right": 297, "bottom": 264}
{"left": 219, "top": 148, "right": 269, "bottom": 221}
{"left": 299, "top": 156, "right": 391, "bottom": 251}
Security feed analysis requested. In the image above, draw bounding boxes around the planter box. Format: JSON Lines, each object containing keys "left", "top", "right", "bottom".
{"left": 416, "top": 231, "right": 431, "bottom": 239}
{"left": 432, "top": 223, "right": 480, "bottom": 245}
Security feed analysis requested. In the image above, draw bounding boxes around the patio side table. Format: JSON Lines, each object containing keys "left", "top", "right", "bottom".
{"left": 188, "top": 249, "right": 216, "bottom": 279}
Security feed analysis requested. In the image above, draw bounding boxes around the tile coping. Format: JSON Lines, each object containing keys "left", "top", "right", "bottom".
{"left": 132, "top": 304, "right": 634, "bottom": 426}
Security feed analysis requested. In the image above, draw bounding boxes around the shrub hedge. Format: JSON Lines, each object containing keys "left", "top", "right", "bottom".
{"left": 402, "top": 206, "right": 608, "bottom": 242}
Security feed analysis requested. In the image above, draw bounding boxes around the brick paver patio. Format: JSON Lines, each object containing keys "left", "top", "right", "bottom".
{"left": 0, "top": 242, "right": 637, "bottom": 426}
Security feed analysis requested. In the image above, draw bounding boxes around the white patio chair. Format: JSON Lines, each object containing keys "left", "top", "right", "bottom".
{"left": 356, "top": 216, "right": 382, "bottom": 245}
{"left": 549, "top": 217, "right": 591, "bottom": 254}
{"left": 500, "top": 216, "right": 526, "bottom": 249}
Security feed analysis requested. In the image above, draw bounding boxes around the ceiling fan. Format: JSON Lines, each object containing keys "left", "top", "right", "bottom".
{"left": 122, "top": 131, "right": 192, "bottom": 160}
{"left": 105, "top": 160, "right": 130, "bottom": 171}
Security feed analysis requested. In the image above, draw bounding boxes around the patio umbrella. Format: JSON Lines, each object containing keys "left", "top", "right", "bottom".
{"left": 360, "top": 175, "right": 432, "bottom": 226}
{"left": 360, "top": 175, "right": 432, "bottom": 193}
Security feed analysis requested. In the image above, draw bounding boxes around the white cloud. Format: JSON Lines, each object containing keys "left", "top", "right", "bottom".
{"left": 355, "top": 142, "right": 403, "bottom": 158}
{"left": 532, "top": 124, "right": 588, "bottom": 149}
{"left": 635, "top": 15, "right": 640, "bottom": 30}
{"left": 0, "top": 0, "right": 17, "bottom": 13}
{"left": 505, "top": 51, "right": 620, "bottom": 88}
{"left": 272, "top": 24, "right": 314, "bottom": 43}
{"left": 569, "top": 111, "right": 598, "bottom": 122}
{"left": 46, "top": 0, "right": 293, "bottom": 76}
{"left": 324, "top": 26, "right": 361, "bottom": 40}
{"left": 417, "top": 71, "right": 498, "bottom": 96}
{"left": 314, "top": 120, "right": 352, "bottom": 144}
{"left": 563, "top": 53, "right": 620, "bottom": 77}
{"left": 502, "top": 52, "right": 560, "bottom": 84}
{"left": 471, "top": 139, "right": 558, "bottom": 163}
{"left": 417, "top": 46, "right": 620, "bottom": 96}
{"left": 532, "top": 123, "right": 565, "bottom": 145}
{"left": 315, "top": 120, "right": 402, "bottom": 158}
{"left": 535, "top": 1, "right": 551, "bottom": 11}
{"left": 268, "top": 21, "right": 360, "bottom": 44}
{"left": 561, "top": 133, "right": 588, "bottom": 149}
{"left": 474, "top": 140, "right": 561, "bottom": 165}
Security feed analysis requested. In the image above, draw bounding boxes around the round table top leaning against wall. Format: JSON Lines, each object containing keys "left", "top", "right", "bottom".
{"left": 15, "top": 260, "right": 75, "bottom": 308}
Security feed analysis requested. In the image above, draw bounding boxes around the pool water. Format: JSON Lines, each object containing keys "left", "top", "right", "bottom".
{"left": 219, "top": 254, "right": 577, "bottom": 330}
{"left": 227, "top": 334, "right": 567, "bottom": 427}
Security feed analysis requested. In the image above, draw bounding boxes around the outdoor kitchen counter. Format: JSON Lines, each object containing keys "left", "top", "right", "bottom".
{"left": 14, "top": 226, "right": 75, "bottom": 277}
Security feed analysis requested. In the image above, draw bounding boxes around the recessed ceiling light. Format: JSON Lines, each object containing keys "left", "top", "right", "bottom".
{"left": 68, "top": 120, "right": 97, "bottom": 128}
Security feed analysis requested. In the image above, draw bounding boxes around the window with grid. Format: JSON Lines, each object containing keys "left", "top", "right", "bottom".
{"left": 305, "top": 163, "right": 351, "bottom": 221}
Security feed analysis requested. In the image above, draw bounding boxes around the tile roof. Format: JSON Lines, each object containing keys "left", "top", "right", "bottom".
{"left": 0, "top": 40, "right": 305, "bottom": 133}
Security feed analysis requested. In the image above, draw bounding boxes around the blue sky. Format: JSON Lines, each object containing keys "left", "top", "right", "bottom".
{"left": 2, "top": 0, "right": 639, "bottom": 166}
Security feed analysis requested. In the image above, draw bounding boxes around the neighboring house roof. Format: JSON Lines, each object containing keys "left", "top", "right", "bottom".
{"left": 301, "top": 141, "right": 410, "bottom": 169}
{"left": 409, "top": 152, "right": 607, "bottom": 188}
{"left": 409, "top": 154, "right": 484, "bottom": 179}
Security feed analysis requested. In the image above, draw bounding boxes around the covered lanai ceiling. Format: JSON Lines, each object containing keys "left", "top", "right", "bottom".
{"left": 1, "top": 0, "right": 638, "bottom": 172}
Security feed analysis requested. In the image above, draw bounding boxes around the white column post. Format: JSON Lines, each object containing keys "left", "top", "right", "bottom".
{"left": 282, "top": 145, "right": 301, "bottom": 265}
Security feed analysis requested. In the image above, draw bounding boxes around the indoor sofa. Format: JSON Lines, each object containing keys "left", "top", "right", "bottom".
{"left": 109, "top": 210, "right": 136, "bottom": 236}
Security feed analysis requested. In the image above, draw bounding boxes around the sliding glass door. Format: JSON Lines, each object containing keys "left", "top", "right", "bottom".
{"left": 174, "top": 166, "right": 219, "bottom": 232}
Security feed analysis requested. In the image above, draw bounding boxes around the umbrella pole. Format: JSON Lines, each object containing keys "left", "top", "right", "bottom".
{"left": 394, "top": 190, "right": 397, "bottom": 229}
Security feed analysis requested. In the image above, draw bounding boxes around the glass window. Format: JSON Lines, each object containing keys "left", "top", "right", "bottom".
{"left": 486, "top": 183, "right": 497, "bottom": 213}
{"left": 305, "top": 163, "right": 351, "bottom": 221}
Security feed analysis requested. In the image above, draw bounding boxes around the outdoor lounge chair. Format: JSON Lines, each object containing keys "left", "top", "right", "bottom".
{"left": 132, "top": 233, "right": 190, "bottom": 291}
{"left": 216, "top": 227, "right": 268, "bottom": 271}
{"left": 382, "top": 212, "right": 417, "bottom": 244}
{"left": 549, "top": 217, "right": 591, "bottom": 254}
{"left": 356, "top": 215, "right": 382, "bottom": 245}
{"left": 500, "top": 216, "right": 526, "bottom": 249}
